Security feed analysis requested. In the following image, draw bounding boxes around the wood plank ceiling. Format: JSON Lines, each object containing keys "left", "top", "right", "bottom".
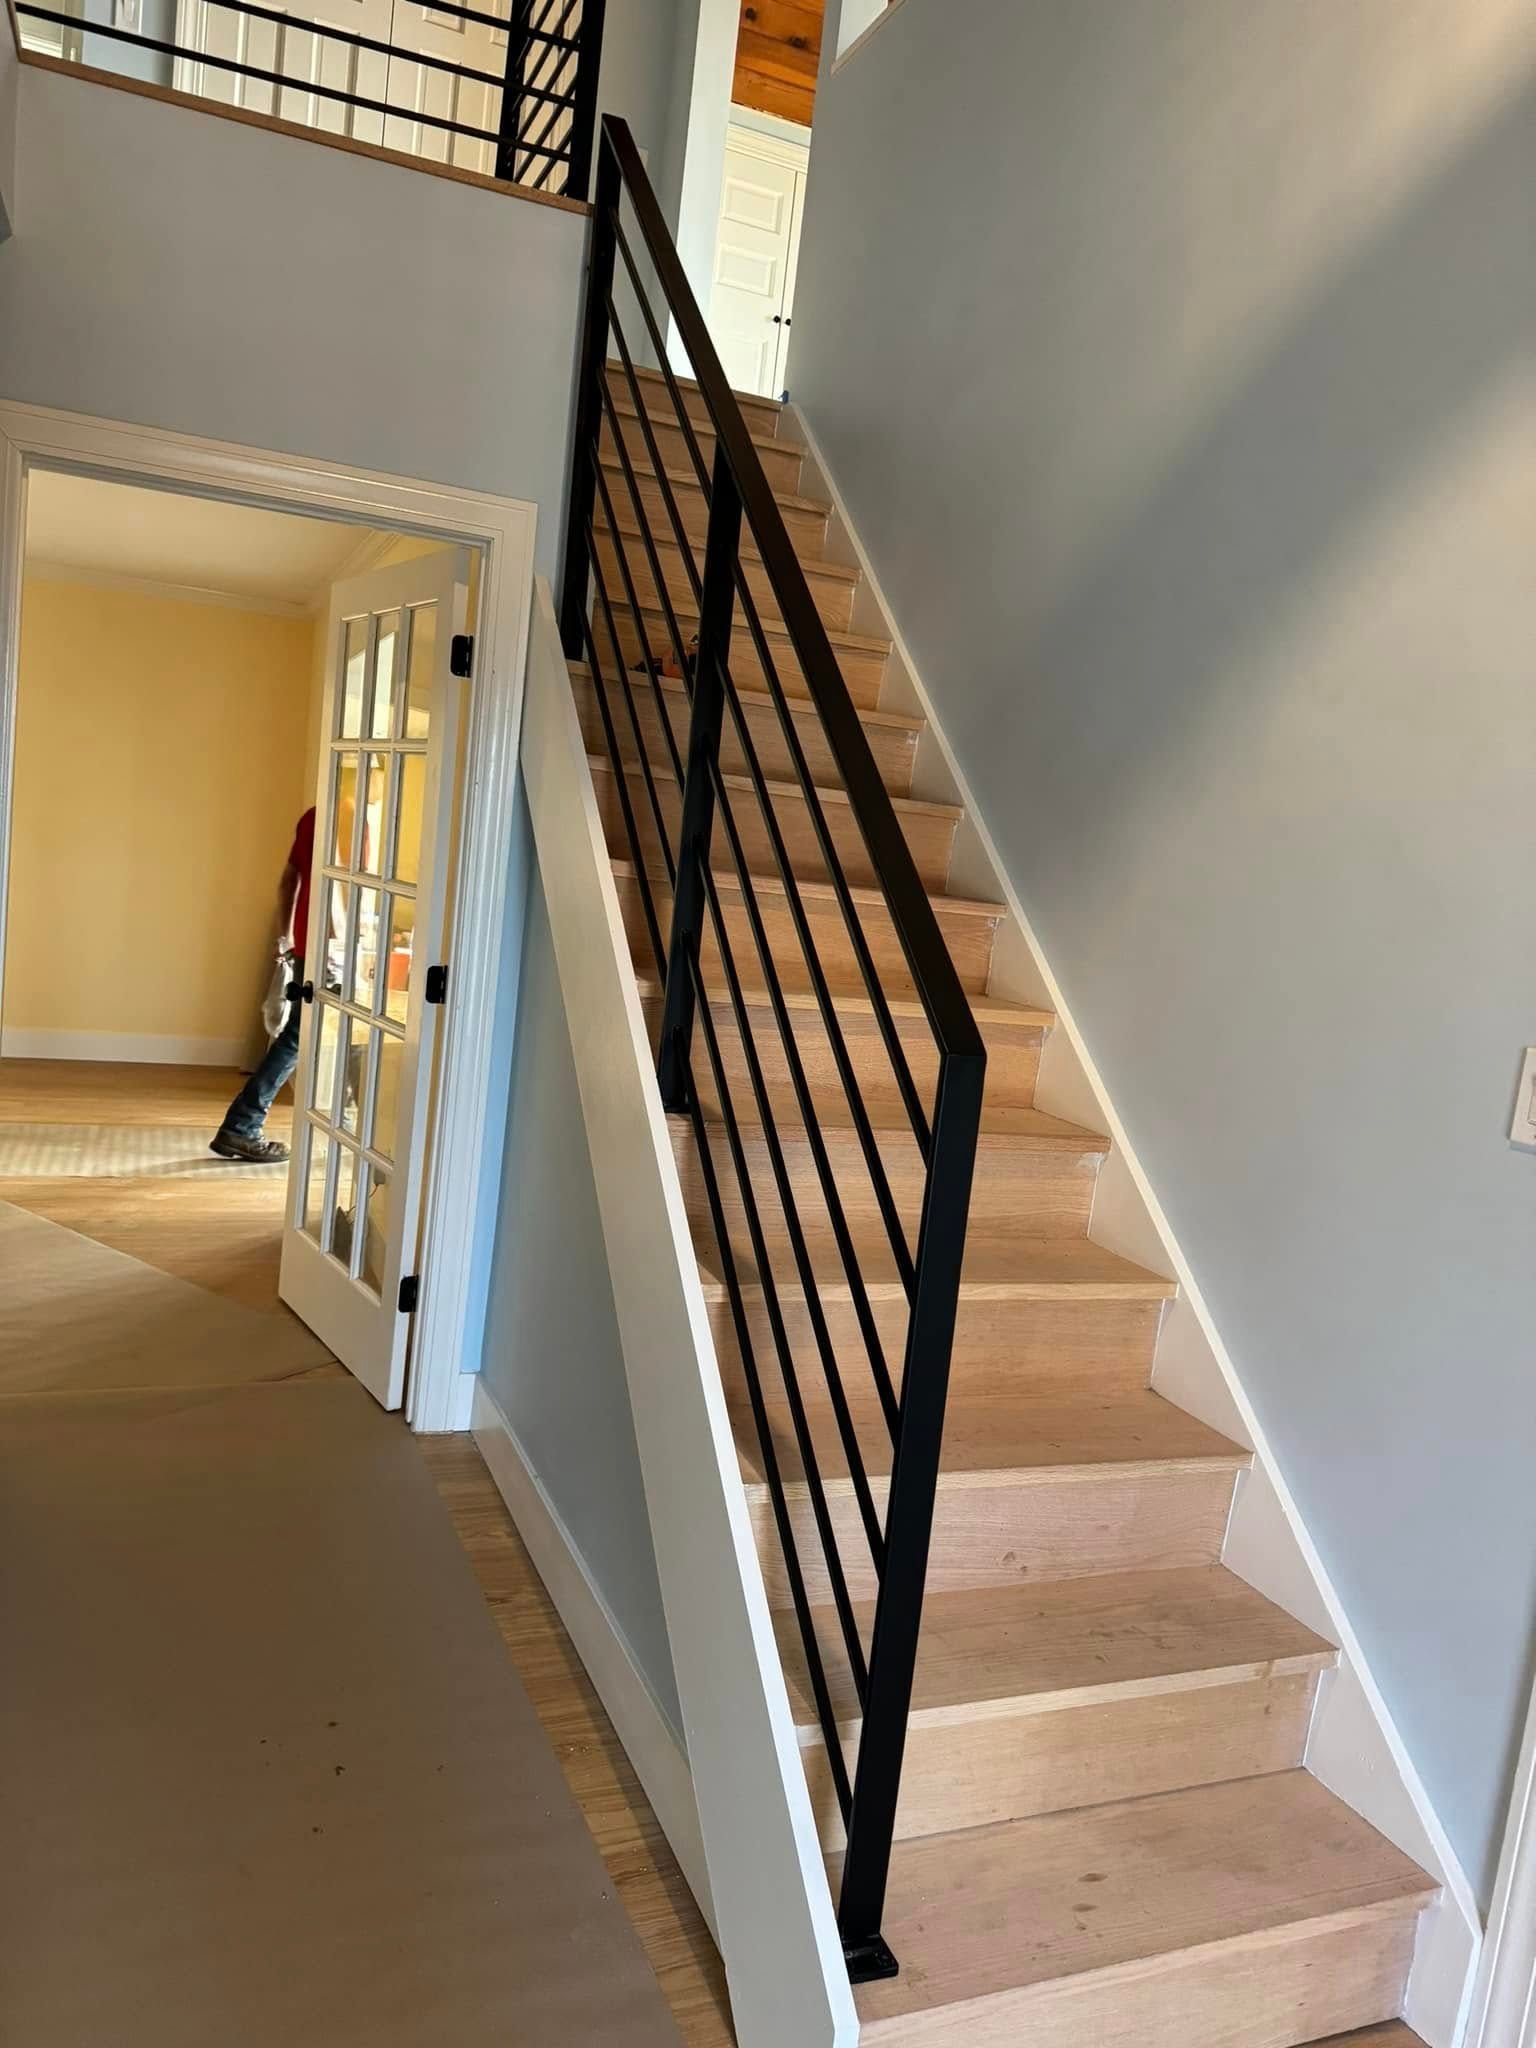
{"left": 732, "top": 0, "right": 825, "bottom": 129}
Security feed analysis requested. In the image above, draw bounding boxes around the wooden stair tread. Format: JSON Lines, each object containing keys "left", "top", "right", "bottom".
{"left": 610, "top": 854, "right": 1002, "bottom": 925}
{"left": 588, "top": 751, "right": 962, "bottom": 823}
{"left": 598, "top": 449, "right": 827, "bottom": 519}
{"left": 623, "top": 599, "right": 893, "bottom": 659}
{"left": 597, "top": 506, "right": 860, "bottom": 585}
{"left": 848, "top": 1771, "right": 1436, "bottom": 2026}
{"left": 630, "top": 965, "right": 1053, "bottom": 1034}
{"left": 624, "top": 361, "right": 783, "bottom": 430}
{"left": 735, "top": 1385, "right": 1249, "bottom": 1493}
{"left": 778, "top": 1565, "right": 1335, "bottom": 1731}
{"left": 699, "top": 1230, "right": 1177, "bottom": 1302}
{"left": 608, "top": 382, "right": 787, "bottom": 459}
{"left": 576, "top": 662, "right": 923, "bottom": 732}
{"left": 688, "top": 1100, "right": 1108, "bottom": 1150}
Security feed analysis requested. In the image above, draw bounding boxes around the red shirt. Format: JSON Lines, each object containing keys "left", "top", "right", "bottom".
{"left": 290, "top": 808, "right": 316, "bottom": 960}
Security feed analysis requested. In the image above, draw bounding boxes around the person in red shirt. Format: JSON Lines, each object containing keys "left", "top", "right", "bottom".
{"left": 211, "top": 808, "right": 315, "bottom": 1163}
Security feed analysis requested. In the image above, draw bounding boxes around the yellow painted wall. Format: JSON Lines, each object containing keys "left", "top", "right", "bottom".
{"left": 5, "top": 578, "right": 318, "bottom": 1048}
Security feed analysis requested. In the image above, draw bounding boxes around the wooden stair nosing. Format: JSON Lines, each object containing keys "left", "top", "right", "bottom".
{"left": 849, "top": 1770, "right": 1437, "bottom": 2029}
{"left": 734, "top": 1387, "right": 1251, "bottom": 1501}
{"left": 697, "top": 1234, "right": 1178, "bottom": 1304}
{"left": 776, "top": 1565, "right": 1337, "bottom": 1737}
{"left": 607, "top": 383, "right": 789, "bottom": 463}
{"left": 617, "top": 600, "right": 893, "bottom": 663}
{"left": 610, "top": 856, "right": 1002, "bottom": 931}
{"left": 575, "top": 659, "right": 919, "bottom": 734}
{"left": 588, "top": 750, "right": 962, "bottom": 828}
{"left": 595, "top": 505, "right": 859, "bottom": 588}
{"left": 598, "top": 448, "right": 827, "bottom": 522}
{"left": 683, "top": 1100, "right": 1108, "bottom": 1152}
{"left": 621, "top": 361, "right": 784, "bottom": 433}
{"left": 630, "top": 963, "right": 1053, "bottom": 1036}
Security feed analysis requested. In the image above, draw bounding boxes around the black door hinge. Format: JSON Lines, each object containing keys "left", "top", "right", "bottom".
{"left": 397, "top": 1274, "right": 420, "bottom": 1314}
{"left": 425, "top": 963, "right": 449, "bottom": 1006}
{"left": 450, "top": 633, "right": 474, "bottom": 678}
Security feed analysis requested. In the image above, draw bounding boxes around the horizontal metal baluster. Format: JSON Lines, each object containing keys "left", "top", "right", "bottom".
{"left": 16, "top": 7, "right": 551, "bottom": 149}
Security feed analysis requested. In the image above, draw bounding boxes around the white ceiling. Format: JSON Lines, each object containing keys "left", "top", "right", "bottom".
{"left": 25, "top": 473, "right": 381, "bottom": 608}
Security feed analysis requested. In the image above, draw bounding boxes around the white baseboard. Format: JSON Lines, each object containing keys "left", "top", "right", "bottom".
{"left": 786, "top": 399, "right": 1483, "bottom": 2047}
{"left": 470, "top": 1377, "right": 718, "bottom": 1940}
{"left": 0, "top": 1028, "right": 252, "bottom": 1066}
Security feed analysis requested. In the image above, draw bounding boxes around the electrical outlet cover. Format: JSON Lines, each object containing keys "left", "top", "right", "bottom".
{"left": 1510, "top": 1048, "right": 1536, "bottom": 1150}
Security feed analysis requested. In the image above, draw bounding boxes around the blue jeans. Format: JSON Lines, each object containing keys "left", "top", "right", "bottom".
{"left": 221, "top": 960, "right": 304, "bottom": 1139}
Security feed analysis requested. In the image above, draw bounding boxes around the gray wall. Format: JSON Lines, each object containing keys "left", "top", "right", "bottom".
{"left": 480, "top": 820, "right": 681, "bottom": 1733}
{"left": 793, "top": 0, "right": 1536, "bottom": 1904}
{"left": 79, "top": 0, "right": 176, "bottom": 86}
{"left": 0, "top": 65, "right": 586, "bottom": 573}
{"left": 0, "top": 0, "right": 16, "bottom": 239}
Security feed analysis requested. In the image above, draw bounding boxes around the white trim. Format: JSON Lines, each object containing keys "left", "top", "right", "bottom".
{"left": 23, "top": 559, "right": 316, "bottom": 618}
{"left": 785, "top": 398, "right": 1482, "bottom": 2048}
{"left": 0, "top": 1027, "right": 252, "bottom": 1064}
{"left": 0, "top": 400, "right": 536, "bottom": 1441}
{"left": 520, "top": 579, "right": 856, "bottom": 2048}
{"left": 469, "top": 1377, "right": 717, "bottom": 1935}
{"left": 831, "top": 0, "right": 911, "bottom": 73}
{"left": 726, "top": 101, "right": 813, "bottom": 151}
{"left": 1467, "top": 1677, "right": 1536, "bottom": 2048}
{"left": 725, "top": 115, "right": 810, "bottom": 172}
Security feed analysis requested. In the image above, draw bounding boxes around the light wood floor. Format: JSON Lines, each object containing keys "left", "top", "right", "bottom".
{"left": 0, "top": 1056, "right": 734, "bottom": 2045}
{"left": 0, "top": 1059, "right": 298, "bottom": 1312}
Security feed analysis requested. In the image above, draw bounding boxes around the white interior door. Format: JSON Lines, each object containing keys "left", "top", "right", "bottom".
{"left": 280, "top": 550, "right": 469, "bottom": 1410}
{"left": 707, "top": 128, "right": 809, "bottom": 399}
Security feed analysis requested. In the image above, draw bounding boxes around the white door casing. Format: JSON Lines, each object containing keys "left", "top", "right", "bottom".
{"left": 707, "top": 124, "right": 809, "bottom": 399}
{"left": 280, "top": 550, "right": 469, "bottom": 1410}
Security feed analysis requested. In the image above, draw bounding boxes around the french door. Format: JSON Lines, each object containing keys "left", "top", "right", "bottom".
{"left": 279, "top": 550, "right": 469, "bottom": 1409}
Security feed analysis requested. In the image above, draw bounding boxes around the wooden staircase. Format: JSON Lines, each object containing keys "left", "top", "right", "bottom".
{"left": 574, "top": 361, "right": 1437, "bottom": 2047}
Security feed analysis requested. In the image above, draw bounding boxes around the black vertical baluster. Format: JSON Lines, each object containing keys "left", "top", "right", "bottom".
{"left": 655, "top": 443, "right": 741, "bottom": 1112}
{"left": 562, "top": 0, "right": 606, "bottom": 199}
{"left": 557, "top": 132, "right": 620, "bottom": 660}
{"left": 493, "top": 0, "right": 535, "bottom": 184}
{"left": 835, "top": 1046, "right": 986, "bottom": 1978}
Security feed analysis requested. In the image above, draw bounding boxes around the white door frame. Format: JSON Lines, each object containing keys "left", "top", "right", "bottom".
{"left": 0, "top": 399, "right": 537, "bottom": 1433}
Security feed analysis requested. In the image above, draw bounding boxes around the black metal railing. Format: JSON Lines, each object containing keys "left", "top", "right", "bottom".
{"left": 559, "top": 115, "right": 986, "bottom": 1982}
{"left": 17, "top": 0, "right": 606, "bottom": 198}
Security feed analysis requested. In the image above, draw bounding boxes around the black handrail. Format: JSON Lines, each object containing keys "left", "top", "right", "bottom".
{"left": 19, "top": 0, "right": 606, "bottom": 198}
{"left": 560, "top": 115, "right": 986, "bottom": 1981}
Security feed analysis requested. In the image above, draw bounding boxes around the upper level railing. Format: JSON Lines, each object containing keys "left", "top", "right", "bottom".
{"left": 559, "top": 115, "right": 986, "bottom": 1983}
{"left": 15, "top": 0, "right": 607, "bottom": 198}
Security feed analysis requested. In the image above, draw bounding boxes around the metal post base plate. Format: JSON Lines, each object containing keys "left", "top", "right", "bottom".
{"left": 843, "top": 1935, "right": 900, "bottom": 1984}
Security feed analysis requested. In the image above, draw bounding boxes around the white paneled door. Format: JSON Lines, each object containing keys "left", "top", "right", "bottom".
{"left": 707, "top": 125, "right": 809, "bottom": 400}
{"left": 280, "top": 551, "right": 468, "bottom": 1409}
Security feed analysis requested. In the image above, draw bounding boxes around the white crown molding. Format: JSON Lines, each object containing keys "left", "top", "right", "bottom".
{"left": 23, "top": 558, "right": 317, "bottom": 618}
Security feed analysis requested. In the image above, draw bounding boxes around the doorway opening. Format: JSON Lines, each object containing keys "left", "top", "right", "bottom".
{"left": 0, "top": 409, "right": 536, "bottom": 1431}
{"left": 703, "top": 4, "right": 816, "bottom": 399}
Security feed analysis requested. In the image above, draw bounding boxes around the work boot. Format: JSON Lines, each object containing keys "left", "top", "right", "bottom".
{"left": 210, "top": 1129, "right": 291, "bottom": 1164}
